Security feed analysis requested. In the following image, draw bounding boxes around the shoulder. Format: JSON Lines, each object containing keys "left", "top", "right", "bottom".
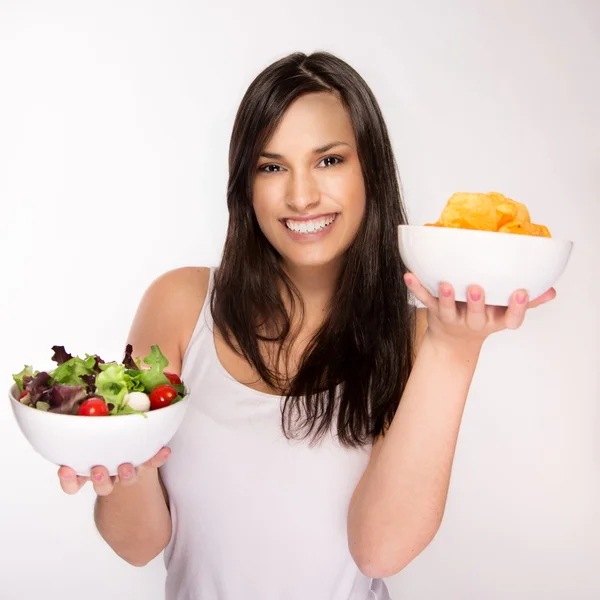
{"left": 127, "top": 267, "right": 212, "bottom": 374}
{"left": 144, "top": 266, "right": 211, "bottom": 305}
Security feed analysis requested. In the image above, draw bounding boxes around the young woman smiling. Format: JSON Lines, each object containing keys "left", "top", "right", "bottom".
{"left": 57, "top": 51, "right": 554, "bottom": 600}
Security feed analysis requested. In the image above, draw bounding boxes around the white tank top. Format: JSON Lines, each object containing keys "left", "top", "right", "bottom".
{"left": 160, "top": 268, "right": 391, "bottom": 600}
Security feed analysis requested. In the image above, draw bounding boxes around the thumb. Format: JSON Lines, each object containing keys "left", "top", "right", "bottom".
{"left": 139, "top": 446, "right": 172, "bottom": 473}
{"left": 528, "top": 287, "right": 556, "bottom": 309}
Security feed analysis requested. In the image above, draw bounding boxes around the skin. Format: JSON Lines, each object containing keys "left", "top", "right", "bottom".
{"left": 347, "top": 278, "right": 554, "bottom": 577}
{"left": 217, "top": 91, "right": 368, "bottom": 390}
{"left": 253, "top": 91, "right": 366, "bottom": 274}
{"left": 57, "top": 267, "right": 210, "bottom": 566}
{"left": 56, "top": 91, "right": 555, "bottom": 572}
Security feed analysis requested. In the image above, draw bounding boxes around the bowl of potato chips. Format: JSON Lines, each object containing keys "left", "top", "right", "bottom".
{"left": 398, "top": 191, "right": 573, "bottom": 306}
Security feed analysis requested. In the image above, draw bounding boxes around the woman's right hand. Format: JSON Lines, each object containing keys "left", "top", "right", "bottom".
{"left": 57, "top": 447, "right": 171, "bottom": 496}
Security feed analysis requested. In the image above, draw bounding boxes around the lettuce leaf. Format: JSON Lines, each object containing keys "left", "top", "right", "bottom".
{"left": 125, "top": 369, "right": 146, "bottom": 392}
{"left": 52, "top": 355, "right": 97, "bottom": 387}
{"left": 51, "top": 346, "right": 73, "bottom": 365}
{"left": 139, "top": 345, "right": 170, "bottom": 392}
{"left": 49, "top": 384, "right": 87, "bottom": 415}
{"left": 122, "top": 344, "right": 140, "bottom": 371}
{"left": 117, "top": 404, "right": 148, "bottom": 418}
{"left": 81, "top": 373, "right": 97, "bottom": 394}
{"left": 13, "top": 365, "right": 36, "bottom": 392}
{"left": 12, "top": 343, "right": 183, "bottom": 416}
{"left": 95, "top": 363, "right": 129, "bottom": 412}
{"left": 24, "top": 372, "right": 53, "bottom": 405}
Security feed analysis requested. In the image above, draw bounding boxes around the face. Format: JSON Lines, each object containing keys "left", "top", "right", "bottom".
{"left": 252, "top": 92, "right": 366, "bottom": 271}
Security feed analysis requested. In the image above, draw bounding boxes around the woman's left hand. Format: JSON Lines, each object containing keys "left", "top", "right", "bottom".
{"left": 404, "top": 273, "right": 557, "bottom": 352}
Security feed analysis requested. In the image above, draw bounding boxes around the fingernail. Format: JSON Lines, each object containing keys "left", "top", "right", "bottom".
{"left": 93, "top": 472, "right": 103, "bottom": 482}
{"left": 470, "top": 291, "right": 481, "bottom": 302}
{"left": 516, "top": 292, "right": 527, "bottom": 304}
{"left": 441, "top": 287, "right": 452, "bottom": 297}
{"left": 121, "top": 467, "right": 133, "bottom": 479}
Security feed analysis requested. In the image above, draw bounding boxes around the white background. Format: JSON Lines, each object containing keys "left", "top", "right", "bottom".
{"left": 1, "top": 1, "right": 598, "bottom": 598}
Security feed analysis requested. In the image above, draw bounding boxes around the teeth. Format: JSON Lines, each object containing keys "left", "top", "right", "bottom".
{"left": 285, "top": 214, "right": 336, "bottom": 234}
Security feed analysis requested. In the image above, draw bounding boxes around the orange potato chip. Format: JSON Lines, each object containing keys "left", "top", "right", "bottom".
{"left": 425, "top": 191, "right": 551, "bottom": 238}
{"left": 538, "top": 225, "right": 551, "bottom": 237}
{"left": 487, "top": 192, "right": 530, "bottom": 228}
{"left": 438, "top": 193, "right": 498, "bottom": 232}
{"left": 499, "top": 221, "right": 551, "bottom": 238}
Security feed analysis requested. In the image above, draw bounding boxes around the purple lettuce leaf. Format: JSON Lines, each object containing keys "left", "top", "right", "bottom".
{"left": 82, "top": 354, "right": 105, "bottom": 391}
{"left": 92, "top": 355, "right": 105, "bottom": 372}
{"left": 51, "top": 346, "right": 73, "bottom": 365}
{"left": 24, "top": 372, "right": 53, "bottom": 405}
{"left": 122, "top": 344, "right": 140, "bottom": 371}
{"left": 48, "top": 384, "right": 87, "bottom": 415}
{"left": 81, "top": 373, "right": 97, "bottom": 394}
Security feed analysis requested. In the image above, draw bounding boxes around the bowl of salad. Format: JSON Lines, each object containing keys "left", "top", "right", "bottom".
{"left": 9, "top": 344, "right": 190, "bottom": 476}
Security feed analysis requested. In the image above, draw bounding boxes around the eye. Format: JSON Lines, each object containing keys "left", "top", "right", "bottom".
{"left": 318, "top": 155, "right": 344, "bottom": 168}
{"left": 258, "top": 164, "right": 285, "bottom": 173}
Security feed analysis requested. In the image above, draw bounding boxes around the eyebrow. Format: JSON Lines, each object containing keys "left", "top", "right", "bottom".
{"left": 260, "top": 141, "right": 351, "bottom": 160}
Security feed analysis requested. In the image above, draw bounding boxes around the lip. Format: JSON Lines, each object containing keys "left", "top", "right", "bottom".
{"left": 280, "top": 213, "right": 339, "bottom": 242}
{"left": 280, "top": 212, "right": 338, "bottom": 223}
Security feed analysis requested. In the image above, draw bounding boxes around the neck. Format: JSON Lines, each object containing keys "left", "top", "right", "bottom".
{"left": 281, "top": 261, "right": 341, "bottom": 328}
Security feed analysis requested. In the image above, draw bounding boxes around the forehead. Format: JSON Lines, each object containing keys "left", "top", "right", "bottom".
{"left": 265, "top": 92, "right": 356, "bottom": 152}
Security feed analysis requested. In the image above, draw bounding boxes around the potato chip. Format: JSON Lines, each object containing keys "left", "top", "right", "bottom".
{"left": 425, "top": 191, "right": 551, "bottom": 238}
{"left": 438, "top": 193, "right": 498, "bottom": 232}
{"left": 499, "top": 221, "right": 551, "bottom": 238}
{"left": 487, "top": 192, "right": 530, "bottom": 228}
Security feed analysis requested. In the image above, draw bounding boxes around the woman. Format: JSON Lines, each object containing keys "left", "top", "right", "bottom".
{"left": 57, "top": 51, "right": 554, "bottom": 599}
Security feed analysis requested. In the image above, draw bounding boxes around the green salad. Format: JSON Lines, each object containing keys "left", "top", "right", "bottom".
{"left": 12, "top": 344, "right": 185, "bottom": 416}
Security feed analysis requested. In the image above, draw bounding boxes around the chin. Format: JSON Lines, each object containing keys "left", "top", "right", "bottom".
{"left": 280, "top": 251, "right": 343, "bottom": 271}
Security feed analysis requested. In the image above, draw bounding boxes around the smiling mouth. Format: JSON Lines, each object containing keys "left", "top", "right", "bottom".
{"left": 283, "top": 213, "right": 338, "bottom": 234}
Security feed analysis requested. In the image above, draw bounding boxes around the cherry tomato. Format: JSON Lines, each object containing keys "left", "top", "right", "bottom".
{"left": 78, "top": 397, "right": 110, "bottom": 416}
{"left": 165, "top": 372, "right": 182, "bottom": 385}
{"left": 149, "top": 384, "right": 178, "bottom": 410}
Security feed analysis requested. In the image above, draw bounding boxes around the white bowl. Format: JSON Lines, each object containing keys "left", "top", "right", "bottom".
{"left": 398, "top": 225, "right": 573, "bottom": 306}
{"left": 8, "top": 383, "right": 190, "bottom": 477}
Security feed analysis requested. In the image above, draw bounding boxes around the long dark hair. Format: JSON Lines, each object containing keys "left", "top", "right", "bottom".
{"left": 211, "top": 51, "right": 415, "bottom": 447}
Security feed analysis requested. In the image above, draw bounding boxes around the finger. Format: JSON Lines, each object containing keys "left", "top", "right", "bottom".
{"left": 117, "top": 463, "right": 137, "bottom": 487}
{"left": 437, "top": 282, "right": 457, "bottom": 322}
{"left": 404, "top": 273, "right": 437, "bottom": 312}
{"left": 528, "top": 287, "right": 556, "bottom": 309}
{"left": 465, "top": 286, "right": 487, "bottom": 331}
{"left": 76, "top": 475, "right": 89, "bottom": 487}
{"left": 58, "top": 466, "right": 87, "bottom": 495}
{"left": 90, "top": 466, "right": 115, "bottom": 496}
{"left": 505, "top": 290, "right": 528, "bottom": 329}
{"left": 485, "top": 303, "right": 505, "bottom": 329}
{"left": 140, "top": 447, "right": 172, "bottom": 472}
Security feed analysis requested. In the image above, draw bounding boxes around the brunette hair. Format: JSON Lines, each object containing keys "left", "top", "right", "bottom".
{"left": 211, "top": 51, "right": 414, "bottom": 447}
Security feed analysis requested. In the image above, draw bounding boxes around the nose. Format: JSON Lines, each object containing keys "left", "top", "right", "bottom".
{"left": 285, "top": 169, "right": 320, "bottom": 214}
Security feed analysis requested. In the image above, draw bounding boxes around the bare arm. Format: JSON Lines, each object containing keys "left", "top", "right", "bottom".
{"left": 348, "top": 309, "right": 477, "bottom": 577}
{"left": 59, "top": 267, "right": 210, "bottom": 566}
{"left": 348, "top": 276, "right": 553, "bottom": 578}
{"left": 93, "top": 457, "right": 173, "bottom": 566}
